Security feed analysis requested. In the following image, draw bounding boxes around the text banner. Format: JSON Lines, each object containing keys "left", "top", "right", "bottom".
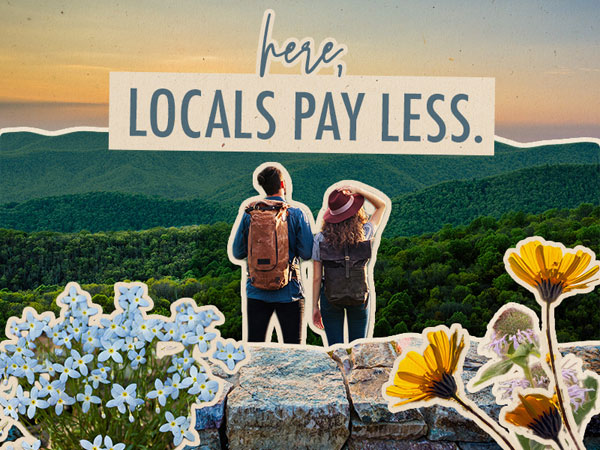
{"left": 109, "top": 73, "right": 494, "bottom": 155}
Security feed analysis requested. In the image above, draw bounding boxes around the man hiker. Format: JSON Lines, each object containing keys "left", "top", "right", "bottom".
{"left": 230, "top": 164, "right": 313, "bottom": 344}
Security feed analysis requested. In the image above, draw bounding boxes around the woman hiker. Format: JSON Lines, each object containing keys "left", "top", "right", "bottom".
{"left": 312, "top": 184, "right": 387, "bottom": 346}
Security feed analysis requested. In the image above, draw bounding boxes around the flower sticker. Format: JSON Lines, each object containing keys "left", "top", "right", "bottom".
{"left": 505, "top": 237, "right": 600, "bottom": 305}
{"left": 0, "top": 282, "right": 249, "bottom": 449}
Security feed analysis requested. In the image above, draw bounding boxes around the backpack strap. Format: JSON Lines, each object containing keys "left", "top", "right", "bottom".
{"left": 288, "top": 258, "right": 299, "bottom": 282}
{"left": 245, "top": 204, "right": 280, "bottom": 213}
{"left": 344, "top": 246, "right": 350, "bottom": 278}
{"left": 245, "top": 200, "right": 289, "bottom": 214}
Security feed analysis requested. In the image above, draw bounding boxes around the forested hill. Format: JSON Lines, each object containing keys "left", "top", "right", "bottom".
{"left": 1, "top": 131, "right": 598, "bottom": 208}
{"left": 0, "top": 192, "right": 229, "bottom": 233}
{"left": 1, "top": 164, "right": 598, "bottom": 234}
{"left": 388, "top": 164, "right": 600, "bottom": 236}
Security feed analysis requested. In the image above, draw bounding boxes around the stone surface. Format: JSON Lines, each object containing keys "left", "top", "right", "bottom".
{"left": 423, "top": 405, "right": 491, "bottom": 443}
{"left": 331, "top": 347, "right": 353, "bottom": 376}
{"left": 587, "top": 413, "right": 600, "bottom": 436}
{"left": 209, "top": 362, "right": 240, "bottom": 386}
{"left": 563, "top": 345, "right": 600, "bottom": 373}
{"left": 425, "top": 372, "right": 500, "bottom": 443}
{"left": 348, "top": 366, "right": 426, "bottom": 425}
{"left": 185, "top": 429, "right": 221, "bottom": 450}
{"left": 195, "top": 380, "right": 233, "bottom": 430}
{"left": 457, "top": 442, "right": 502, "bottom": 450}
{"left": 348, "top": 367, "right": 427, "bottom": 437}
{"left": 200, "top": 341, "right": 599, "bottom": 449}
{"left": 347, "top": 440, "right": 459, "bottom": 450}
{"left": 344, "top": 342, "right": 428, "bottom": 449}
{"left": 351, "top": 341, "right": 399, "bottom": 369}
{"left": 463, "top": 338, "right": 488, "bottom": 371}
{"left": 190, "top": 379, "right": 233, "bottom": 449}
{"left": 226, "top": 346, "right": 350, "bottom": 450}
{"left": 584, "top": 437, "right": 600, "bottom": 449}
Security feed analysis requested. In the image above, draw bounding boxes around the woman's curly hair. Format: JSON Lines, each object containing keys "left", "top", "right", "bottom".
{"left": 322, "top": 208, "right": 368, "bottom": 249}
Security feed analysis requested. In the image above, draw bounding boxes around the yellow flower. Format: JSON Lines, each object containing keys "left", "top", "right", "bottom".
{"left": 507, "top": 239, "right": 600, "bottom": 302}
{"left": 385, "top": 328, "right": 465, "bottom": 406}
{"left": 505, "top": 393, "right": 562, "bottom": 442}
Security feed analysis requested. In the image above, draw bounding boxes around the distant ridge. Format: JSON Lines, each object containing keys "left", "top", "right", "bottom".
{"left": 387, "top": 164, "right": 600, "bottom": 236}
{"left": 1, "top": 131, "right": 598, "bottom": 209}
{"left": 0, "top": 192, "right": 227, "bottom": 233}
{"left": 1, "top": 164, "right": 598, "bottom": 236}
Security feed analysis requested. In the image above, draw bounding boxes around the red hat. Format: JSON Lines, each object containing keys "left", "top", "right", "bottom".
{"left": 323, "top": 189, "right": 364, "bottom": 223}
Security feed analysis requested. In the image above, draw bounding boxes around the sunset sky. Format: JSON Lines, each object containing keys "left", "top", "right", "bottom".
{"left": 1, "top": 0, "right": 598, "bottom": 141}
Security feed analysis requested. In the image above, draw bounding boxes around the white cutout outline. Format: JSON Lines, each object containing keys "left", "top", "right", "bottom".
{"left": 1, "top": 126, "right": 598, "bottom": 148}
{"left": 227, "top": 162, "right": 316, "bottom": 345}
{"left": 381, "top": 323, "right": 471, "bottom": 413}
{"left": 309, "top": 180, "right": 391, "bottom": 346}
{"left": 502, "top": 237, "right": 600, "bottom": 448}
{"left": 467, "top": 303, "right": 544, "bottom": 400}
{"left": 0, "top": 281, "right": 249, "bottom": 449}
{"left": 503, "top": 236, "right": 600, "bottom": 309}
{"left": 380, "top": 324, "right": 520, "bottom": 450}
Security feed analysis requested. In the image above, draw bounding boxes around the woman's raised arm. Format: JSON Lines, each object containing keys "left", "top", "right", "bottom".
{"left": 340, "top": 185, "right": 386, "bottom": 227}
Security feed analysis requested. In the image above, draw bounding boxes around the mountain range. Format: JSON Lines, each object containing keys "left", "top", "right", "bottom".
{"left": 1, "top": 131, "right": 598, "bottom": 212}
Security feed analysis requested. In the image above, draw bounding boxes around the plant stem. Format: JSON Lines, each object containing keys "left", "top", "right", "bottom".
{"left": 544, "top": 303, "right": 583, "bottom": 450}
{"left": 452, "top": 394, "right": 516, "bottom": 450}
{"left": 522, "top": 365, "right": 536, "bottom": 389}
{"left": 553, "top": 437, "right": 566, "bottom": 450}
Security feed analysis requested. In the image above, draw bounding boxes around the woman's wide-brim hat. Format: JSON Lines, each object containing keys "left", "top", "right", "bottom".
{"left": 323, "top": 189, "right": 364, "bottom": 223}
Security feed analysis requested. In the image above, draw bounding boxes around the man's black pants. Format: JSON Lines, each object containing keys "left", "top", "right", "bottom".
{"left": 246, "top": 298, "right": 303, "bottom": 344}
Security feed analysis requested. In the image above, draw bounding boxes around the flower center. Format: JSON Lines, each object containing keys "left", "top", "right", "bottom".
{"left": 428, "top": 371, "right": 457, "bottom": 399}
{"left": 536, "top": 278, "right": 563, "bottom": 303}
{"left": 529, "top": 407, "right": 562, "bottom": 440}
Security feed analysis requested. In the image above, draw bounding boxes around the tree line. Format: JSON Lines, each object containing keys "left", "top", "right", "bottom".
{"left": 1, "top": 204, "right": 599, "bottom": 344}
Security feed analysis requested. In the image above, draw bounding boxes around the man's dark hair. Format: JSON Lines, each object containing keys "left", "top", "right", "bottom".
{"left": 257, "top": 166, "right": 282, "bottom": 195}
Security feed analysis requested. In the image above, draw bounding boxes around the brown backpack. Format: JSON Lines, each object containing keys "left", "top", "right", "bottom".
{"left": 245, "top": 200, "right": 292, "bottom": 290}
{"left": 319, "top": 240, "right": 371, "bottom": 307}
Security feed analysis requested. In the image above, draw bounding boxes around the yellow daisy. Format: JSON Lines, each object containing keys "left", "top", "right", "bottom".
{"left": 386, "top": 328, "right": 465, "bottom": 406}
{"left": 505, "top": 393, "right": 562, "bottom": 443}
{"left": 507, "top": 239, "right": 600, "bottom": 303}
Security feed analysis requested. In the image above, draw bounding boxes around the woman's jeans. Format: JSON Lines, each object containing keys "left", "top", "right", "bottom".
{"left": 320, "top": 289, "right": 368, "bottom": 346}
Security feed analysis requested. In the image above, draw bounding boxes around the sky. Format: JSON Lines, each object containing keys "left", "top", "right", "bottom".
{"left": 0, "top": 0, "right": 598, "bottom": 142}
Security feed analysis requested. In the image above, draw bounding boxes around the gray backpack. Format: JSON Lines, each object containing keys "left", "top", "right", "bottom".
{"left": 319, "top": 240, "right": 371, "bottom": 307}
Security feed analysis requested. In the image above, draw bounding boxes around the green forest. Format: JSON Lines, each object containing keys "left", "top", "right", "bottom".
{"left": 1, "top": 204, "right": 598, "bottom": 345}
{"left": 1, "top": 131, "right": 598, "bottom": 346}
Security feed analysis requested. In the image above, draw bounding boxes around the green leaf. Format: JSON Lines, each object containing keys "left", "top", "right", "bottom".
{"left": 510, "top": 355, "right": 529, "bottom": 370}
{"left": 474, "top": 359, "right": 514, "bottom": 386}
{"left": 573, "top": 375, "right": 599, "bottom": 426}
{"left": 516, "top": 433, "right": 548, "bottom": 450}
{"left": 514, "top": 342, "right": 536, "bottom": 358}
{"left": 508, "top": 343, "right": 538, "bottom": 370}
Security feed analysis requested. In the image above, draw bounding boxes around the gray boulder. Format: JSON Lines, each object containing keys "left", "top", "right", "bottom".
{"left": 226, "top": 346, "right": 350, "bottom": 449}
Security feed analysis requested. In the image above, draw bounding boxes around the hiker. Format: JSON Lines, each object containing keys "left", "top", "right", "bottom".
{"left": 230, "top": 164, "right": 313, "bottom": 344}
{"left": 312, "top": 184, "right": 387, "bottom": 346}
